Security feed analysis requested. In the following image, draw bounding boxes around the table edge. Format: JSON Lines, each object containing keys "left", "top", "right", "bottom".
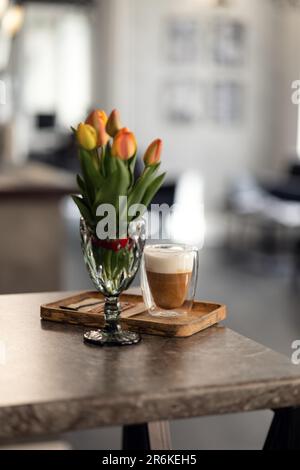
{"left": 1, "top": 376, "right": 300, "bottom": 442}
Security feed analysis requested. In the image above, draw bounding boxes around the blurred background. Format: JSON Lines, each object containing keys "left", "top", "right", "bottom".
{"left": 1, "top": 0, "right": 300, "bottom": 450}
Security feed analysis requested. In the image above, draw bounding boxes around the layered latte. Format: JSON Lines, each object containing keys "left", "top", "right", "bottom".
{"left": 144, "top": 245, "right": 194, "bottom": 310}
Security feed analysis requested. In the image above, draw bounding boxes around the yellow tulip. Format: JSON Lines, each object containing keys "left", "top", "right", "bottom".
{"left": 85, "top": 109, "right": 109, "bottom": 147}
{"left": 111, "top": 128, "right": 137, "bottom": 160}
{"left": 76, "top": 123, "right": 97, "bottom": 151}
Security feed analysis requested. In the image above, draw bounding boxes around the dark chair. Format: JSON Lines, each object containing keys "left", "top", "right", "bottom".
{"left": 263, "top": 160, "right": 300, "bottom": 285}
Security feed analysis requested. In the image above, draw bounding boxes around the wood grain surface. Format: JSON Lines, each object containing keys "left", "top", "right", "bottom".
{"left": 40, "top": 291, "right": 227, "bottom": 338}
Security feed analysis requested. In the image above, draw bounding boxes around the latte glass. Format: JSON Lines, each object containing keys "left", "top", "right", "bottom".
{"left": 141, "top": 244, "right": 199, "bottom": 318}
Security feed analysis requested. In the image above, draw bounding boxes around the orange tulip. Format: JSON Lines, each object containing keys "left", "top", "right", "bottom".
{"left": 106, "top": 109, "right": 122, "bottom": 137}
{"left": 76, "top": 123, "right": 97, "bottom": 151}
{"left": 111, "top": 128, "right": 137, "bottom": 160}
{"left": 85, "top": 109, "right": 109, "bottom": 147}
{"left": 143, "top": 139, "right": 162, "bottom": 166}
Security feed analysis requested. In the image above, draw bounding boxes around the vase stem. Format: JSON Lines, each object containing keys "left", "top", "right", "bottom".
{"left": 84, "top": 294, "right": 141, "bottom": 345}
{"left": 104, "top": 296, "right": 121, "bottom": 333}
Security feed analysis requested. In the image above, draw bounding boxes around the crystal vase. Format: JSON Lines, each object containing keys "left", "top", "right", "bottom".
{"left": 80, "top": 217, "right": 146, "bottom": 346}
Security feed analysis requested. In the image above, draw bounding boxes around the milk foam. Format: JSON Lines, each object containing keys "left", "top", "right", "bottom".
{"left": 144, "top": 245, "right": 194, "bottom": 274}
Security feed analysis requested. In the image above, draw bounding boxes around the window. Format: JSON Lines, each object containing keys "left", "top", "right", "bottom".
{"left": 20, "top": 4, "right": 91, "bottom": 129}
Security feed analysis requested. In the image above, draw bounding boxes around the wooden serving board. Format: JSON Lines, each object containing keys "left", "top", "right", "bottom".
{"left": 40, "top": 291, "right": 227, "bottom": 338}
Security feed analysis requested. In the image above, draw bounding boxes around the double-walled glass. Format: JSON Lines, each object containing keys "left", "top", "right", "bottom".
{"left": 141, "top": 244, "right": 199, "bottom": 318}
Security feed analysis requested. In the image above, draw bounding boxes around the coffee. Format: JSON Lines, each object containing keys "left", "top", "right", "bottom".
{"left": 146, "top": 271, "right": 192, "bottom": 309}
{"left": 144, "top": 246, "right": 194, "bottom": 310}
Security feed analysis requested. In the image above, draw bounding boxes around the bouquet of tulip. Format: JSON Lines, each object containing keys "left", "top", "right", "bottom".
{"left": 72, "top": 109, "right": 165, "bottom": 237}
{"left": 71, "top": 109, "right": 166, "bottom": 346}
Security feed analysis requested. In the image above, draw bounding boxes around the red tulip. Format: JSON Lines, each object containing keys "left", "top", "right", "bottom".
{"left": 111, "top": 128, "right": 137, "bottom": 160}
{"left": 106, "top": 109, "right": 122, "bottom": 137}
{"left": 85, "top": 109, "right": 109, "bottom": 147}
{"left": 143, "top": 139, "right": 162, "bottom": 166}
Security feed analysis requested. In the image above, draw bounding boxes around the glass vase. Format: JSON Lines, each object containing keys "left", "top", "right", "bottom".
{"left": 80, "top": 217, "right": 146, "bottom": 346}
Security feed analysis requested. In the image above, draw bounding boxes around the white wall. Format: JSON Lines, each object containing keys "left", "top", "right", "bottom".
{"left": 92, "top": 0, "right": 284, "bottom": 211}
{"left": 272, "top": 7, "right": 300, "bottom": 169}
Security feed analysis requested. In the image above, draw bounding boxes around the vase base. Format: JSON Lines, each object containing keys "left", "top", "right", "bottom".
{"left": 83, "top": 329, "right": 141, "bottom": 347}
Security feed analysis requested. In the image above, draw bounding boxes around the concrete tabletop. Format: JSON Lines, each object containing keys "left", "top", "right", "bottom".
{"left": 1, "top": 291, "right": 300, "bottom": 441}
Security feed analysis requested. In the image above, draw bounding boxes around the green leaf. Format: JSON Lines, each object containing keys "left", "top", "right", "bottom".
{"left": 93, "top": 159, "right": 130, "bottom": 210}
{"left": 79, "top": 153, "right": 94, "bottom": 204}
{"left": 128, "top": 154, "right": 137, "bottom": 190}
{"left": 127, "top": 165, "right": 160, "bottom": 209}
{"left": 72, "top": 195, "right": 94, "bottom": 225}
{"left": 103, "top": 142, "right": 117, "bottom": 176}
{"left": 79, "top": 149, "right": 104, "bottom": 204}
{"left": 98, "top": 145, "right": 106, "bottom": 178}
{"left": 91, "top": 148, "right": 101, "bottom": 172}
{"left": 115, "top": 158, "right": 131, "bottom": 195}
{"left": 76, "top": 174, "right": 86, "bottom": 194}
{"left": 94, "top": 176, "right": 118, "bottom": 209}
{"left": 141, "top": 173, "right": 166, "bottom": 209}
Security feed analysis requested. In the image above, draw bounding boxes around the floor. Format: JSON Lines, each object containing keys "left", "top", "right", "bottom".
{"left": 60, "top": 216, "right": 300, "bottom": 450}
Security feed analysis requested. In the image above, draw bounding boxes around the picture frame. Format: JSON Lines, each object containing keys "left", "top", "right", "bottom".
{"left": 212, "top": 18, "right": 246, "bottom": 66}
{"left": 211, "top": 81, "right": 244, "bottom": 124}
{"left": 163, "top": 17, "right": 203, "bottom": 64}
{"left": 161, "top": 80, "right": 208, "bottom": 124}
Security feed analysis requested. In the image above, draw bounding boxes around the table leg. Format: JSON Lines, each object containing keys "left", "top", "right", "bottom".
{"left": 264, "top": 407, "right": 300, "bottom": 450}
{"left": 122, "top": 421, "right": 172, "bottom": 450}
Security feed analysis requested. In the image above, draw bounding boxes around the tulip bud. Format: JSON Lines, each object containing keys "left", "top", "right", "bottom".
{"left": 106, "top": 109, "right": 122, "bottom": 137}
{"left": 76, "top": 123, "right": 97, "bottom": 151}
{"left": 143, "top": 139, "right": 163, "bottom": 166}
{"left": 85, "top": 109, "right": 109, "bottom": 147}
{"left": 111, "top": 128, "right": 137, "bottom": 160}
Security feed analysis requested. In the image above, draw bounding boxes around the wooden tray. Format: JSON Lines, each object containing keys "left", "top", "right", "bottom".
{"left": 40, "top": 291, "right": 227, "bottom": 338}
